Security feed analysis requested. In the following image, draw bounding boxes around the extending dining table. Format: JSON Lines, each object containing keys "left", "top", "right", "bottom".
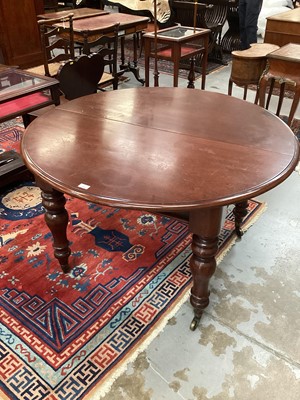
{"left": 21, "top": 87, "right": 299, "bottom": 330}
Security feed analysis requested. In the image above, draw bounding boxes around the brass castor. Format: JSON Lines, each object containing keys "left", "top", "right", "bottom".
{"left": 235, "top": 225, "right": 244, "bottom": 238}
{"left": 190, "top": 316, "right": 201, "bottom": 331}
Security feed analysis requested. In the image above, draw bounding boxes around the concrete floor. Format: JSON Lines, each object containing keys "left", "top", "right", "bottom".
{"left": 99, "top": 58, "right": 300, "bottom": 399}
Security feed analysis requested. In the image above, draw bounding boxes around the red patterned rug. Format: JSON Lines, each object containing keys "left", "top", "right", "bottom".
{"left": 0, "top": 125, "right": 265, "bottom": 400}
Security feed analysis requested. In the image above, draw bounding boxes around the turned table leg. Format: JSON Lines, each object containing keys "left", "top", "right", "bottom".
{"left": 188, "top": 207, "right": 223, "bottom": 330}
{"left": 36, "top": 178, "right": 71, "bottom": 273}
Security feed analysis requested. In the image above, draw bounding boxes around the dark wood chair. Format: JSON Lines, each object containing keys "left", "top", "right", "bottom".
{"left": 26, "top": 13, "right": 75, "bottom": 77}
{"left": 58, "top": 53, "right": 105, "bottom": 100}
{"left": 25, "top": 53, "right": 106, "bottom": 123}
{"left": 81, "top": 23, "right": 120, "bottom": 90}
{"left": 220, "top": 0, "right": 240, "bottom": 52}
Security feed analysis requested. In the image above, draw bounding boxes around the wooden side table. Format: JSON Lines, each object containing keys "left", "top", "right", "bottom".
{"left": 259, "top": 43, "right": 300, "bottom": 127}
{"left": 228, "top": 43, "right": 279, "bottom": 103}
{"left": 143, "top": 26, "right": 210, "bottom": 89}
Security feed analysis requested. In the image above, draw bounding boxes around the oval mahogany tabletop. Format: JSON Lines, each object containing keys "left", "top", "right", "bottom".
{"left": 21, "top": 87, "right": 299, "bottom": 211}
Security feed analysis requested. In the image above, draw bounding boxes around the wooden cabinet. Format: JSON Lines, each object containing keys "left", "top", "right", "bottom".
{"left": 264, "top": 8, "right": 300, "bottom": 47}
{"left": 0, "top": 0, "right": 44, "bottom": 68}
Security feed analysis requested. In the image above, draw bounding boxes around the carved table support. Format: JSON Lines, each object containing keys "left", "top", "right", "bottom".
{"left": 119, "top": 34, "right": 145, "bottom": 85}
{"left": 233, "top": 200, "right": 249, "bottom": 238}
{"left": 36, "top": 178, "right": 71, "bottom": 273}
{"left": 188, "top": 207, "right": 223, "bottom": 330}
{"left": 187, "top": 56, "right": 195, "bottom": 89}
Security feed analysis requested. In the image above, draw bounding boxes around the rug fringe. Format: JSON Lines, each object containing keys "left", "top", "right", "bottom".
{"left": 87, "top": 201, "right": 267, "bottom": 399}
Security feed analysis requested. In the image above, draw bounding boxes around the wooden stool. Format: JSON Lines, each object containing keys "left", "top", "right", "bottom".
{"left": 228, "top": 43, "right": 279, "bottom": 103}
{"left": 259, "top": 43, "right": 300, "bottom": 127}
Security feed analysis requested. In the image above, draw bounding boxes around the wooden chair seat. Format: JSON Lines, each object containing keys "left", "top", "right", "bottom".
{"left": 26, "top": 62, "right": 63, "bottom": 78}
{"left": 98, "top": 72, "right": 115, "bottom": 88}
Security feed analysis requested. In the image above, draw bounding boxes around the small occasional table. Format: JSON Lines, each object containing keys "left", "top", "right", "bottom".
{"left": 143, "top": 26, "right": 210, "bottom": 89}
{"left": 228, "top": 43, "right": 279, "bottom": 102}
{"left": 259, "top": 43, "right": 300, "bottom": 127}
{"left": 264, "top": 7, "right": 300, "bottom": 47}
{"left": 21, "top": 88, "right": 299, "bottom": 329}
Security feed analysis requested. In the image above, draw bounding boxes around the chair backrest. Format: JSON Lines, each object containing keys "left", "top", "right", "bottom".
{"left": 172, "top": 1, "right": 206, "bottom": 27}
{"left": 172, "top": 0, "right": 228, "bottom": 29}
{"left": 57, "top": 53, "right": 105, "bottom": 100}
{"left": 81, "top": 23, "right": 120, "bottom": 89}
{"left": 38, "top": 13, "right": 75, "bottom": 77}
{"left": 204, "top": 3, "right": 228, "bottom": 28}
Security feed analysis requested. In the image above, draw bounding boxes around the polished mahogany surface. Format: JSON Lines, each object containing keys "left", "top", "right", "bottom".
{"left": 21, "top": 88, "right": 299, "bottom": 211}
{"left": 56, "top": 12, "right": 149, "bottom": 34}
{"left": 37, "top": 7, "right": 109, "bottom": 20}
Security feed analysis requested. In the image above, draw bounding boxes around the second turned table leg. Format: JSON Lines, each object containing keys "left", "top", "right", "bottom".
{"left": 36, "top": 178, "right": 71, "bottom": 273}
{"left": 188, "top": 207, "right": 223, "bottom": 330}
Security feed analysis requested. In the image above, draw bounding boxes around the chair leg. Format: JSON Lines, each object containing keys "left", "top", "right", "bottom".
{"left": 22, "top": 114, "right": 33, "bottom": 128}
{"left": 287, "top": 85, "right": 300, "bottom": 127}
{"left": 187, "top": 57, "right": 195, "bottom": 89}
{"left": 254, "top": 87, "right": 259, "bottom": 104}
{"left": 228, "top": 78, "right": 233, "bottom": 96}
{"left": 243, "top": 85, "right": 248, "bottom": 100}
{"left": 266, "top": 78, "right": 275, "bottom": 110}
{"left": 258, "top": 75, "right": 269, "bottom": 109}
{"left": 276, "top": 82, "right": 286, "bottom": 116}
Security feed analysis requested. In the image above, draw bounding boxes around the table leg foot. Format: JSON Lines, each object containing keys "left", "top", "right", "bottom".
{"left": 190, "top": 315, "right": 202, "bottom": 331}
{"left": 233, "top": 200, "right": 248, "bottom": 238}
{"left": 119, "top": 64, "right": 145, "bottom": 85}
{"left": 187, "top": 57, "right": 195, "bottom": 89}
{"left": 38, "top": 180, "right": 71, "bottom": 272}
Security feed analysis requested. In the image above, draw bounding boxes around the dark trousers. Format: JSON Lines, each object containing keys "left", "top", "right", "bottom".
{"left": 239, "top": 0, "right": 263, "bottom": 50}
